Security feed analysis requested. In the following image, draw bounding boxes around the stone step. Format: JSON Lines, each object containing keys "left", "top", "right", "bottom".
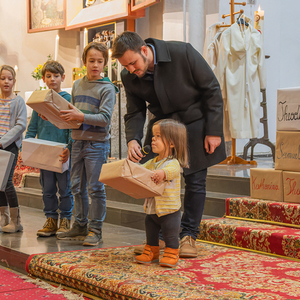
{"left": 23, "top": 173, "right": 251, "bottom": 197}
{"left": 206, "top": 174, "right": 250, "bottom": 196}
{"left": 16, "top": 185, "right": 242, "bottom": 230}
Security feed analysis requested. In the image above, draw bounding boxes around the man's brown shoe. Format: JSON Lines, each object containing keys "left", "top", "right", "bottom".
{"left": 134, "top": 239, "right": 166, "bottom": 255}
{"left": 179, "top": 236, "right": 198, "bottom": 258}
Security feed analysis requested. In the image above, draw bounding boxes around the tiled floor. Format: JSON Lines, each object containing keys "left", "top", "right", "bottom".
{"left": 0, "top": 206, "right": 146, "bottom": 257}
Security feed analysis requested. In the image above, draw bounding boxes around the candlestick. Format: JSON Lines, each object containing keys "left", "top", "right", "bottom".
{"left": 108, "top": 49, "right": 112, "bottom": 80}
{"left": 84, "top": 28, "right": 88, "bottom": 49}
{"left": 14, "top": 65, "right": 18, "bottom": 91}
{"left": 54, "top": 35, "right": 59, "bottom": 60}
{"left": 117, "top": 61, "right": 122, "bottom": 82}
{"left": 255, "top": 5, "right": 264, "bottom": 41}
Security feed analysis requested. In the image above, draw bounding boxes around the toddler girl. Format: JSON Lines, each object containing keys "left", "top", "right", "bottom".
{"left": 136, "top": 119, "right": 189, "bottom": 268}
{"left": 0, "top": 65, "right": 27, "bottom": 233}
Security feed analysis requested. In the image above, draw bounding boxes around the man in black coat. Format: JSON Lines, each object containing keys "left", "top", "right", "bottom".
{"left": 112, "top": 31, "right": 226, "bottom": 258}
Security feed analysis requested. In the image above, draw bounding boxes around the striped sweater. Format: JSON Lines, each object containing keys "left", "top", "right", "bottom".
{"left": 71, "top": 76, "right": 117, "bottom": 141}
{"left": 143, "top": 157, "right": 181, "bottom": 217}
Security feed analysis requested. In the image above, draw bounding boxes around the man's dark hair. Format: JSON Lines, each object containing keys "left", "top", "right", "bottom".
{"left": 112, "top": 31, "right": 146, "bottom": 59}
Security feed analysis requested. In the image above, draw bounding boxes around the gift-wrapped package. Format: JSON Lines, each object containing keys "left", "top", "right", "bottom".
{"left": 250, "top": 168, "right": 283, "bottom": 201}
{"left": 0, "top": 150, "right": 15, "bottom": 191}
{"left": 99, "top": 159, "right": 166, "bottom": 199}
{"left": 22, "top": 138, "right": 69, "bottom": 173}
{"left": 275, "top": 131, "right": 300, "bottom": 172}
{"left": 277, "top": 87, "right": 300, "bottom": 131}
{"left": 26, "top": 89, "right": 82, "bottom": 129}
{"left": 283, "top": 171, "right": 300, "bottom": 203}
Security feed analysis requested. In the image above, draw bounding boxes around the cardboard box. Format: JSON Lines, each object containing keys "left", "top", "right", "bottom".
{"left": 283, "top": 171, "right": 300, "bottom": 203}
{"left": 99, "top": 159, "right": 166, "bottom": 199}
{"left": 275, "top": 131, "right": 300, "bottom": 172}
{"left": 0, "top": 150, "right": 15, "bottom": 191}
{"left": 26, "top": 89, "right": 82, "bottom": 129}
{"left": 22, "top": 138, "right": 69, "bottom": 173}
{"left": 250, "top": 168, "right": 283, "bottom": 201}
{"left": 277, "top": 87, "right": 300, "bottom": 131}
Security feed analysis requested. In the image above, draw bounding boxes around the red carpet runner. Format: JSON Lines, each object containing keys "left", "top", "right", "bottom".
{"left": 26, "top": 242, "right": 300, "bottom": 299}
{"left": 0, "top": 267, "right": 85, "bottom": 299}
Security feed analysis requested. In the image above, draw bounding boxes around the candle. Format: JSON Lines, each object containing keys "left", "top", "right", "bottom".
{"left": 117, "top": 60, "right": 122, "bottom": 82}
{"left": 84, "top": 28, "right": 88, "bottom": 49}
{"left": 14, "top": 65, "right": 18, "bottom": 91}
{"left": 255, "top": 5, "right": 264, "bottom": 40}
{"left": 54, "top": 35, "right": 59, "bottom": 60}
{"left": 108, "top": 49, "right": 112, "bottom": 80}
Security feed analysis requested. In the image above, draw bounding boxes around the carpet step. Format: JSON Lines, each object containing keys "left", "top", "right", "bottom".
{"left": 26, "top": 241, "right": 300, "bottom": 300}
{"left": 226, "top": 197, "right": 300, "bottom": 225}
{"left": 199, "top": 217, "right": 300, "bottom": 260}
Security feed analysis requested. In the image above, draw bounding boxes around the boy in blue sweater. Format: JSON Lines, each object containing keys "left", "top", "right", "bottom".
{"left": 57, "top": 42, "right": 117, "bottom": 246}
{"left": 24, "top": 61, "right": 74, "bottom": 237}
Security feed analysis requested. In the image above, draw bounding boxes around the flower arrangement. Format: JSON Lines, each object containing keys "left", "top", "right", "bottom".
{"left": 31, "top": 55, "right": 52, "bottom": 81}
{"left": 73, "top": 66, "right": 87, "bottom": 78}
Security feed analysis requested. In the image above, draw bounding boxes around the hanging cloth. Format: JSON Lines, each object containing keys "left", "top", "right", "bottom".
{"left": 203, "top": 22, "right": 226, "bottom": 74}
{"left": 216, "top": 20, "right": 266, "bottom": 139}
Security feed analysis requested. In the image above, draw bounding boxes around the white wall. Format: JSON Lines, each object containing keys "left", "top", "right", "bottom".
{"left": 0, "top": 1, "right": 80, "bottom": 100}
{"left": 2, "top": 0, "right": 298, "bottom": 157}
{"left": 219, "top": 0, "right": 300, "bottom": 155}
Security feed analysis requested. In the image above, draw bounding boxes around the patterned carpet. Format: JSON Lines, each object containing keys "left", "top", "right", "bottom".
{"left": 26, "top": 242, "right": 300, "bottom": 299}
{"left": 226, "top": 197, "right": 300, "bottom": 225}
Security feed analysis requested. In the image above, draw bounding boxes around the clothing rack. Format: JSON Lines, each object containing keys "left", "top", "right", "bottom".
{"left": 218, "top": 0, "right": 257, "bottom": 166}
{"left": 242, "top": 88, "right": 275, "bottom": 162}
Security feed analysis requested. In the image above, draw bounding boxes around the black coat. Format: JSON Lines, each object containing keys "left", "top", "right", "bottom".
{"left": 121, "top": 38, "right": 226, "bottom": 175}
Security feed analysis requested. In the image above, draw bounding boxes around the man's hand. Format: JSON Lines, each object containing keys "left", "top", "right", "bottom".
{"left": 60, "top": 104, "right": 84, "bottom": 122}
{"left": 127, "top": 140, "right": 144, "bottom": 162}
{"left": 151, "top": 169, "right": 165, "bottom": 184}
{"left": 59, "top": 148, "right": 70, "bottom": 164}
{"left": 204, "top": 135, "right": 221, "bottom": 154}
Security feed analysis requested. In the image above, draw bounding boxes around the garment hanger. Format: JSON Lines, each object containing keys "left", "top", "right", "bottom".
{"left": 236, "top": 13, "right": 249, "bottom": 27}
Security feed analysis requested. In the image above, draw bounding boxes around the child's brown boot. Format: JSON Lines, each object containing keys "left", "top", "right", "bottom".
{"left": 159, "top": 247, "right": 179, "bottom": 268}
{"left": 136, "top": 244, "right": 160, "bottom": 265}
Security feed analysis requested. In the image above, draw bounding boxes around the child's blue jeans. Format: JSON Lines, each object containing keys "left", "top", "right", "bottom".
{"left": 39, "top": 167, "right": 73, "bottom": 220}
{"left": 70, "top": 140, "right": 109, "bottom": 232}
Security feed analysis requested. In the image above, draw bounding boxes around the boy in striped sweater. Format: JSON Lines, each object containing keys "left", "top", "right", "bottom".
{"left": 57, "top": 42, "right": 117, "bottom": 246}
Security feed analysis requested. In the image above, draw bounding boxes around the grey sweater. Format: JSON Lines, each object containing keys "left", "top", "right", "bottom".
{"left": 71, "top": 76, "right": 117, "bottom": 141}
{"left": 0, "top": 95, "right": 27, "bottom": 149}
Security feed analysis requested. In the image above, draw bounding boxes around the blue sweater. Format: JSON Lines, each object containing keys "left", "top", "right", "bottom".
{"left": 25, "top": 91, "right": 72, "bottom": 150}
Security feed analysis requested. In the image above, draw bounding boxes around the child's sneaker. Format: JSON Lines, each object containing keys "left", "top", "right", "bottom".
{"left": 159, "top": 247, "right": 179, "bottom": 268}
{"left": 56, "top": 221, "right": 88, "bottom": 240}
{"left": 37, "top": 217, "right": 58, "bottom": 237}
{"left": 136, "top": 245, "right": 160, "bottom": 265}
{"left": 134, "top": 239, "right": 166, "bottom": 254}
{"left": 56, "top": 218, "right": 70, "bottom": 234}
{"left": 82, "top": 230, "right": 103, "bottom": 246}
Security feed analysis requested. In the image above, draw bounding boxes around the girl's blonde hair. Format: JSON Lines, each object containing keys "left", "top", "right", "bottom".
{"left": 154, "top": 119, "right": 189, "bottom": 168}
{"left": 0, "top": 65, "right": 16, "bottom": 79}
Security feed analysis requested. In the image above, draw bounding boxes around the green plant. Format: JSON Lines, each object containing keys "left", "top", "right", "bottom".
{"left": 104, "top": 60, "right": 117, "bottom": 74}
{"left": 31, "top": 55, "right": 52, "bottom": 81}
{"left": 73, "top": 66, "right": 87, "bottom": 77}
